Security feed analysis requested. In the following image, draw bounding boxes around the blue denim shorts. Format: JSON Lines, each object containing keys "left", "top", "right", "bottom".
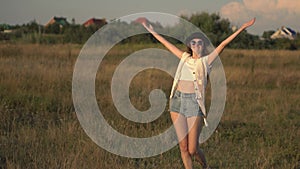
{"left": 169, "top": 90, "right": 204, "bottom": 117}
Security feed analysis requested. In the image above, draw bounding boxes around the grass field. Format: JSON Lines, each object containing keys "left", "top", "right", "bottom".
{"left": 0, "top": 43, "right": 299, "bottom": 169}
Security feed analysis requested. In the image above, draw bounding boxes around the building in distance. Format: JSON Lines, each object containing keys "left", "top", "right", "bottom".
{"left": 271, "top": 26, "right": 297, "bottom": 40}
{"left": 83, "top": 18, "right": 107, "bottom": 28}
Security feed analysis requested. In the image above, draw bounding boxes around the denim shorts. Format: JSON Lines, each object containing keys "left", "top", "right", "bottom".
{"left": 169, "top": 90, "right": 204, "bottom": 117}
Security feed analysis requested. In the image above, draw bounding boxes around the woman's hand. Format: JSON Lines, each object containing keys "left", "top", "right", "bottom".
{"left": 134, "top": 17, "right": 184, "bottom": 58}
{"left": 142, "top": 22, "right": 156, "bottom": 34}
{"left": 241, "top": 18, "right": 256, "bottom": 30}
{"left": 135, "top": 17, "right": 156, "bottom": 34}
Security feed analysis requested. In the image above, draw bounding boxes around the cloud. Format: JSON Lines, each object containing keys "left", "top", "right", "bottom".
{"left": 220, "top": 2, "right": 250, "bottom": 21}
{"left": 220, "top": 0, "right": 300, "bottom": 35}
{"left": 277, "top": 0, "right": 300, "bottom": 13}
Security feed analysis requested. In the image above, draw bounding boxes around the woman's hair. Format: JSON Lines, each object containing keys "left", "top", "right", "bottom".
{"left": 185, "top": 32, "right": 210, "bottom": 56}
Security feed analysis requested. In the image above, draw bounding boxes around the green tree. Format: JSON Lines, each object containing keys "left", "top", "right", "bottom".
{"left": 262, "top": 30, "right": 275, "bottom": 39}
{"left": 45, "top": 23, "right": 63, "bottom": 34}
{"left": 179, "top": 12, "right": 232, "bottom": 46}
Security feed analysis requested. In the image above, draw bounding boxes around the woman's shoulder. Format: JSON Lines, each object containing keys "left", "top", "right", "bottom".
{"left": 181, "top": 52, "right": 191, "bottom": 60}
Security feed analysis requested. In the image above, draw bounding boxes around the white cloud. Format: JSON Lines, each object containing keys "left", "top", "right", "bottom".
{"left": 243, "top": 0, "right": 277, "bottom": 13}
{"left": 220, "top": 0, "right": 300, "bottom": 35}
{"left": 220, "top": 2, "right": 250, "bottom": 21}
{"left": 277, "top": 0, "right": 300, "bottom": 13}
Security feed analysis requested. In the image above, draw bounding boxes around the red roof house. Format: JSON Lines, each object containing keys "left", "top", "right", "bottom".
{"left": 45, "top": 16, "right": 69, "bottom": 27}
{"left": 83, "top": 18, "right": 107, "bottom": 28}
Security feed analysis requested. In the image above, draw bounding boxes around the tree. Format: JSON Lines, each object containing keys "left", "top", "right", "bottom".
{"left": 262, "top": 30, "right": 275, "bottom": 39}
{"left": 179, "top": 12, "right": 232, "bottom": 46}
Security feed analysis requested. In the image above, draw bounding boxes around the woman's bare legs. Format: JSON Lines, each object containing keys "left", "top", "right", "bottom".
{"left": 187, "top": 116, "right": 208, "bottom": 168}
{"left": 170, "top": 112, "right": 192, "bottom": 169}
{"left": 170, "top": 112, "right": 208, "bottom": 169}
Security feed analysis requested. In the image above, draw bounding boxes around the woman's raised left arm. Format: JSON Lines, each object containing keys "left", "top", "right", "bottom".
{"left": 208, "top": 18, "right": 256, "bottom": 65}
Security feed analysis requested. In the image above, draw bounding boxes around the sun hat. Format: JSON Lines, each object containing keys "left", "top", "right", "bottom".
{"left": 185, "top": 32, "right": 210, "bottom": 47}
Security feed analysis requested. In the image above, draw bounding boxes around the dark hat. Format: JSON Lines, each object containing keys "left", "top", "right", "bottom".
{"left": 185, "top": 32, "right": 210, "bottom": 46}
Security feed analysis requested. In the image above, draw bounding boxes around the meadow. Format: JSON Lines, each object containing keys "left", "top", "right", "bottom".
{"left": 0, "top": 43, "right": 299, "bottom": 169}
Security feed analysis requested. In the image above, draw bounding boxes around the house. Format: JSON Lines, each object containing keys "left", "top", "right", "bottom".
{"left": 83, "top": 18, "right": 107, "bottom": 28}
{"left": 271, "top": 26, "right": 297, "bottom": 40}
{"left": 45, "top": 16, "right": 69, "bottom": 27}
{"left": 0, "top": 24, "right": 12, "bottom": 33}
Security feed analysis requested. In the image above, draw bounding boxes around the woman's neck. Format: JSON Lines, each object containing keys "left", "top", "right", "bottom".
{"left": 192, "top": 52, "right": 202, "bottom": 59}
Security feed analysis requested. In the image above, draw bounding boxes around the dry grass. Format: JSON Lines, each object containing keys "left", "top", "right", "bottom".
{"left": 0, "top": 43, "right": 299, "bottom": 169}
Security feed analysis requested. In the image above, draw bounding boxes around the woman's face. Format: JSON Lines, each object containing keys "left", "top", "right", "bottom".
{"left": 190, "top": 38, "right": 204, "bottom": 55}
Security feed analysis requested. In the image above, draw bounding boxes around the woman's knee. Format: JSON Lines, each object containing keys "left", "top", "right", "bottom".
{"left": 188, "top": 144, "right": 201, "bottom": 156}
{"left": 179, "top": 145, "right": 188, "bottom": 152}
{"left": 188, "top": 147, "right": 197, "bottom": 156}
{"left": 179, "top": 142, "right": 189, "bottom": 154}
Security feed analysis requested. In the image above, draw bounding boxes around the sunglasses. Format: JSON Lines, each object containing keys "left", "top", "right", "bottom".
{"left": 190, "top": 40, "right": 204, "bottom": 46}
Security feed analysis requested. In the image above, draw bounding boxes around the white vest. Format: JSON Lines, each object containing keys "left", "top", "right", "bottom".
{"left": 170, "top": 52, "right": 211, "bottom": 126}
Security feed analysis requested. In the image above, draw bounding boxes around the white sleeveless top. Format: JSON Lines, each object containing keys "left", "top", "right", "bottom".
{"left": 179, "top": 58, "right": 196, "bottom": 81}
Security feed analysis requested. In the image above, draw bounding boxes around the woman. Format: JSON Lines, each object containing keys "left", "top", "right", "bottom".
{"left": 141, "top": 17, "right": 255, "bottom": 169}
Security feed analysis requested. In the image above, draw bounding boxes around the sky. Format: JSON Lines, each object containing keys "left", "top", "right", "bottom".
{"left": 1, "top": 0, "right": 299, "bottom": 35}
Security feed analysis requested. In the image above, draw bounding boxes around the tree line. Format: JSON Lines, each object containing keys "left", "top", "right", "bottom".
{"left": 1, "top": 12, "right": 299, "bottom": 50}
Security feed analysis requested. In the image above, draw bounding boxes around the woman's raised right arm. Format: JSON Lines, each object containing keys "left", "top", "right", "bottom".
{"left": 207, "top": 18, "right": 256, "bottom": 65}
{"left": 142, "top": 22, "right": 184, "bottom": 59}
